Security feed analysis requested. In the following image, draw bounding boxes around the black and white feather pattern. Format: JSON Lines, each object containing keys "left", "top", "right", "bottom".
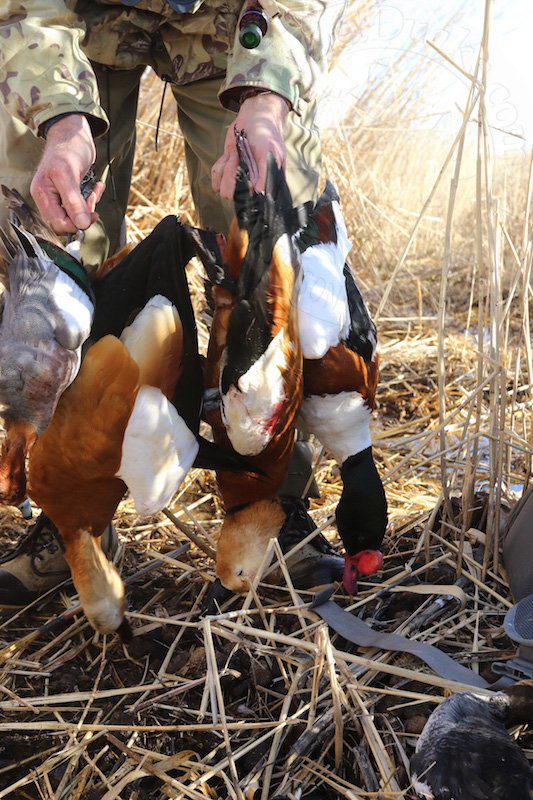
{"left": 296, "top": 182, "right": 377, "bottom": 363}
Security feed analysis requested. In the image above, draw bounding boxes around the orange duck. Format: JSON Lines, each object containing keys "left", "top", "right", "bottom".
{"left": 29, "top": 218, "right": 248, "bottom": 633}
{"left": 190, "top": 137, "right": 304, "bottom": 592}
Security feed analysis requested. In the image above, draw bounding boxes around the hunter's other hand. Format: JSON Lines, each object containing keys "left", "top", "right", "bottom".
{"left": 211, "top": 92, "right": 289, "bottom": 199}
{"left": 31, "top": 114, "right": 104, "bottom": 234}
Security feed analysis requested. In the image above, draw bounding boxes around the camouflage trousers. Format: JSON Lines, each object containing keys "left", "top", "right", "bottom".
{"left": 0, "top": 64, "right": 321, "bottom": 272}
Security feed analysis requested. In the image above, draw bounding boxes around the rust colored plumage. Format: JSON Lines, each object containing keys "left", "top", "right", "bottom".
{"left": 28, "top": 290, "right": 189, "bottom": 633}
{"left": 304, "top": 344, "right": 379, "bottom": 407}
{"left": 28, "top": 336, "right": 139, "bottom": 633}
{"left": 95, "top": 243, "right": 135, "bottom": 280}
{"left": 29, "top": 336, "right": 138, "bottom": 537}
{"left": 0, "top": 420, "right": 37, "bottom": 505}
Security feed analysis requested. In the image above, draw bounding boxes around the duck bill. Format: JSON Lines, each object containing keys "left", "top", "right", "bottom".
{"left": 342, "top": 556, "right": 359, "bottom": 595}
{"left": 0, "top": 421, "right": 37, "bottom": 506}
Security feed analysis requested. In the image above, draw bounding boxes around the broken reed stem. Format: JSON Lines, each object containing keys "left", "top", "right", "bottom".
{"left": 437, "top": 45, "right": 481, "bottom": 533}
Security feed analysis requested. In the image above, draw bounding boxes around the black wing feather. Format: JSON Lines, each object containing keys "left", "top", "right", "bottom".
{"left": 221, "top": 154, "right": 303, "bottom": 393}
{"left": 343, "top": 263, "right": 377, "bottom": 363}
{"left": 92, "top": 216, "right": 202, "bottom": 435}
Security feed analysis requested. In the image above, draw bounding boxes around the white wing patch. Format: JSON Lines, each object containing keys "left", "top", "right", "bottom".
{"left": 51, "top": 268, "right": 94, "bottom": 353}
{"left": 120, "top": 295, "right": 180, "bottom": 364}
{"left": 299, "top": 390, "right": 372, "bottom": 465}
{"left": 221, "top": 328, "right": 287, "bottom": 456}
{"left": 117, "top": 385, "right": 199, "bottom": 515}
{"left": 297, "top": 201, "right": 352, "bottom": 359}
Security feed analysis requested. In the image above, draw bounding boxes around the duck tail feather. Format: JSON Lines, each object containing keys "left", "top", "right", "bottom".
{"left": 0, "top": 230, "right": 11, "bottom": 290}
{"left": 9, "top": 223, "right": 41, "bottom": 259}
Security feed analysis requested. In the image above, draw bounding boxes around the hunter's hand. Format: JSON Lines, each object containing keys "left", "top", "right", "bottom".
{"left": 211, "top": 92, "right": 289, "bottom": 199}
{"left": 31, "top": 114, "right": 104, "bottom": 234}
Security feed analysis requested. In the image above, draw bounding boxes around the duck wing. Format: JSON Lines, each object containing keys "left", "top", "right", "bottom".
{"left": 116, "top": 292, "right": 199, "bottom": 513}
{"left": 93, "top": 217, "right": 256, "bottom": 479}
{"left": 92, "top": 216, "right": 201, "bottom": 435}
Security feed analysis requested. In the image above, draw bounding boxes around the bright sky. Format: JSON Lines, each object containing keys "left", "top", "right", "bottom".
{"left": 320, "top": 0, "right": 532, "bottom": 153}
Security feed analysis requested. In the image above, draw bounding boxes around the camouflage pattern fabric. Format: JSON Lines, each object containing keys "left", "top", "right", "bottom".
{"left": 0, "top": 0, "right": 346, "bottom": 136}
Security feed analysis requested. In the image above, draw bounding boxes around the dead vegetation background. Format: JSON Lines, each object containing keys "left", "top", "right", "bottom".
{"left": 0, "top": 1, "right": 531, "bottom": 797}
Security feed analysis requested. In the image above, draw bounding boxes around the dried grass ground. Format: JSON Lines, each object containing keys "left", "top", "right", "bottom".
{"left": 0, "top": 3, "right": 532, "bottom": 798}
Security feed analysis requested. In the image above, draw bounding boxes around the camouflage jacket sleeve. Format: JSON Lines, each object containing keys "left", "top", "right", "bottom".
{"left": 219, "top": 0, "right": 347, "bottom": 113}
{"left": 0, "top": 2, "right": 108, "bottom": 137}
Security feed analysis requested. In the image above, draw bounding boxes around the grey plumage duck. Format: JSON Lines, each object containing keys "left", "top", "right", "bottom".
{"left": 0, "top": 187, "right": 94, "bottom": 505}
{"left": 410, "top": 680, "right": 533, "bottom": 799}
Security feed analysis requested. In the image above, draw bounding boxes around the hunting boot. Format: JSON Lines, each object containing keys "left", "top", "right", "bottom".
{"left": 202, "top": 440, "right": 343, "bottom": 613}
{"left": 0, "top": 513, "right": 118, "bottom": 607}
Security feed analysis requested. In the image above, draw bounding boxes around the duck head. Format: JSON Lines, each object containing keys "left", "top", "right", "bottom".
{"left": 64, "top": 528, "right": 127, "bottom": 635}
{"left": 216, "top": 498, "right": 286, "bottom": 592}
{"left": 502, "top": 679, "right": 533, "bottom": 726}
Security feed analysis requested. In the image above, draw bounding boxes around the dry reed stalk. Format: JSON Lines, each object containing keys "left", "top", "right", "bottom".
{"left": 1, "top": 1, "right": 531, "bottom": 796}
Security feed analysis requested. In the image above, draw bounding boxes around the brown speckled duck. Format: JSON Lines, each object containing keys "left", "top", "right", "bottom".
{"left": 0, "top": 188, "right": 94, "bottom": 506}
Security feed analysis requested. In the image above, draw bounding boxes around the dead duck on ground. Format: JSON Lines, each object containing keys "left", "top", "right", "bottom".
{"left": 410, "top": 680, "right": 533, "bottom": 800}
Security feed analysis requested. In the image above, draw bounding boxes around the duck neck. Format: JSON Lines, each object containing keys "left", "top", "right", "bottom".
{"left": 502, "top": 680, "right": 533, "bottom": 726}
{"left": 335, "top": 446, "right": 387, "bottom": 555}
{"left": 62, "top": 528, "right": 125, "bottom": 634}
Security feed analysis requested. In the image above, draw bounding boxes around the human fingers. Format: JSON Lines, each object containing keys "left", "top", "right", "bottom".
{"left": 30, "top": 171, "right": 79, "bottom": 234}
{"left": 218, "top": 150, "right": 240, "bottom": 200}
{"left": 211, "top": 152, "right": 231, "bottom": 194}
{"left": 54, "top": 167, "right": 96, "bottom": 230}
{"left": 253, "top": 140, "right": 285, "bottom": 193}
{"left": 86, "top": 181, "right": 105, "bottom": 214}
